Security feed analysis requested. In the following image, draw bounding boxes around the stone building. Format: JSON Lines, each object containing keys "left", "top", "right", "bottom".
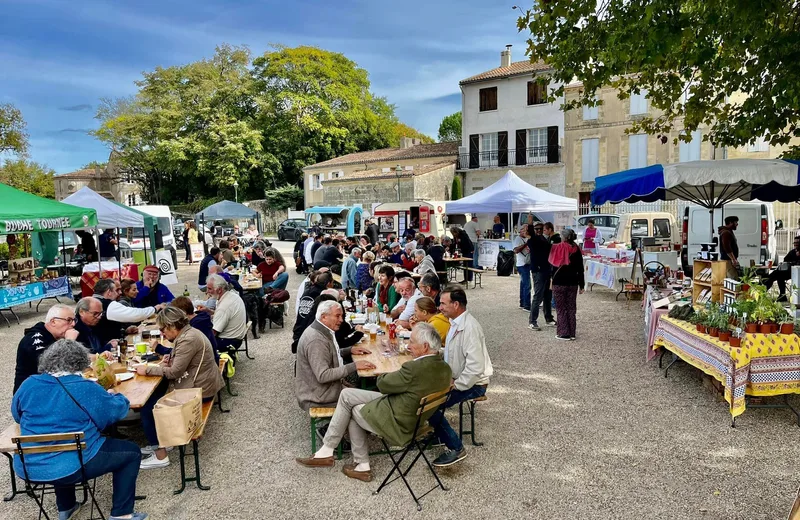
{"left": 54, "top": 157, "right": 141, "bottom": 206}
{"left": 302, "top": 139, "right": 458, "bottom": 208}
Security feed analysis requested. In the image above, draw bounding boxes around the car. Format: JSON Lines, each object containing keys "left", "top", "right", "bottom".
{"left": 277, "top": 219, "right": 308, "bottom": 241}
{"left": 574, "top": 214, "right": 620, "bottom": 246}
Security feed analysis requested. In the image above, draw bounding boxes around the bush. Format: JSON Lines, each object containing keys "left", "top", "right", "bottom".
{"left": 0, "top": 243, "right": 8, "bottom": 260}
{"left": 451, "top": 176, "right": 462, "bottom": 200}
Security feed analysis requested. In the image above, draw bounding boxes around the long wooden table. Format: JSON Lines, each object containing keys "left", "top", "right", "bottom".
{"left": 351, "top": 323, "right": 414, "bottom": 377}
{"left": 116, "top": 320, "right": 168, "bottom": 409}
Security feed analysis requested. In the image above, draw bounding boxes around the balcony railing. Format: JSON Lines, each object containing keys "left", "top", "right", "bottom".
{"left": 457, "top": 146, "right": 561, "bottom": 170}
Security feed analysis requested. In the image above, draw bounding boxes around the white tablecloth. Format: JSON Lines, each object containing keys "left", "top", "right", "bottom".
{"left": 597, "top": 247, "right": 635, "bottom": 261}
{"left": 585, "top": 260, "right": 642, "bottom": 291}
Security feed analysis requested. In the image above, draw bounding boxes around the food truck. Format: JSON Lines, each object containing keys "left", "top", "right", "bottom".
{"left": 304, "top": 206, "right": 364, "bottom": 236}
{"left": 372, "top": 201, "right": 466, "bottom": 240}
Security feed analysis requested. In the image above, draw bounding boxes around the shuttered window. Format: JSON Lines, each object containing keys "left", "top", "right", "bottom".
{"left": 527, "top": 81, "right": 546, "bottom": 105}
{"left": 479, "top": 87, "right": 497, "bottom": 111}
{"left": 581, "top": 138, "right": 599, "bottom": 182}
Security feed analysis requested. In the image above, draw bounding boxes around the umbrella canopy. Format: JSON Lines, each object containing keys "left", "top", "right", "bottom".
{"left": 591, "top": 159, "right": 800, "bottom": 207}
{"left": 195, "top": 200, "right": 257, "bottom": 221}
{"left": 62, "top": 186, "right": 145, "bottom": 229}
{"left": 0, "top": 182, "right": 98, "bottom": 234}
{"left": 445, "top": 170, "right": 577, "bottom": 214}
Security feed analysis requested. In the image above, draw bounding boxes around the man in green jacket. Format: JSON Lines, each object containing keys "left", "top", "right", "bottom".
{"left": 295, "top": 322, "right": 452, "bottom": 482}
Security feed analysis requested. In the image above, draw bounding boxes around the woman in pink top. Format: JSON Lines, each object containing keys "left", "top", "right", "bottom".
{"left": 582, "top": 219, "right": 602, "bottom": 253}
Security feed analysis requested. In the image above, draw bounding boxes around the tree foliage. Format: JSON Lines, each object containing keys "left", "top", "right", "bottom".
{"left": 438, "top": 112, "right": 462, "bottom": 143}
{"left": 81, "top": 161, "right": 107, "bottom": 170}
{"left": 0, "top": 158, "right": 55, "bottom": 198}
{"left": 451, "top": 175, "right": 462, "bottom": 200}
{"left": 0, "top": 103, "right": 28, "bottom": 155}
{"left": 263, "top": 184, "right": 304, "bottom": 210}
{"left": 94, "top": 44, "right": 429, "bottom": 206}
{"left": 517, "top": 1, "right": 800, "bottom": 154}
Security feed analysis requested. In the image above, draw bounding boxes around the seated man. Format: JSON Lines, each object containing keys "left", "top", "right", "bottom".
{"left": 13, "top": 304, "right": 80, "bottom": 394}
{"left": 430, "top": 285, "right": 493, "bottom": 467}
{"left": 257, "top": 248, "right": 289, "bottom": 291}
{"left": 133, "top": 265, "right": 175, "bottom": 307}
{"left": 207, "top": 274, "right": 247, "bottom": 360}
{"left": 418, "top": 272, "right": 442, "bottom": 307}
{"left": 395, "top": 277, "right": 423, "bottom": 328}
{"left": 93, "top": 279, "right": 166, "bottom": 346}
{"left": 194, "top": 265, "right": 243, "bottom": 311}
{"left": 296, "top": 322, "right": 451, "bottom": 482}
{"left": 767, "top": 235, "right": 800, "bottom": 301}
{"left": 198, "top": 247, "right": 223, "bottom": 292}
{"left": 219, "top": 239, "right": 235, "bottom": 265}
{"left": 294, "top": 300, "right": 373, "bottom": 411}
{"left": 292, "top": 271, "right": 333, "bottom": 354}
{"left": 74, "top": 297, "right": 117, "bottom": 354}
{"left": 388, "top": 242, "right": 403, "bottom": 265}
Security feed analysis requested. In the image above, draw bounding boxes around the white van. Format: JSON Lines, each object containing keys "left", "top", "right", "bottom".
{"left": 680, "top": 202, "right": 777, "bottom": 275}
{"left": 614, "top": 212, "right": 677, "bottom": 246}
{"left": 121, "top": 205, "right": 178, "bottom": 268}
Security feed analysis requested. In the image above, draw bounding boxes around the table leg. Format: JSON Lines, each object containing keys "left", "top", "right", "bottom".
{"left": 663, "top": 352, "right": 681, "bottom": 378}
{"left": 7, "top": 308, "right": 19, "bottom": 325}
{"left": 3, "top": 453, "right": 19, "bottom": 501}
{"left": 0, "top": 309, "right": 10, "bottom": 328}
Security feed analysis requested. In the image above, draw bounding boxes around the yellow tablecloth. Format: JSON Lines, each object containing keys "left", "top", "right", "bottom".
{"left": 653, "top": 317, "right": 800, "bottom": 418}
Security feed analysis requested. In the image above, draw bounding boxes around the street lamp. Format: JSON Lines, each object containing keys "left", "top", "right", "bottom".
{"left": 233, "top": 181, "right": 239, "bottom": 203}
{"left": 395, "top": 165, "right": 402, "bottom": 202}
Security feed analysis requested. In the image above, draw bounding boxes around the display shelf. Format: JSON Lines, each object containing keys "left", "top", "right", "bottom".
{"left": 692, "top": 259, "right": 728, "bottom": 304}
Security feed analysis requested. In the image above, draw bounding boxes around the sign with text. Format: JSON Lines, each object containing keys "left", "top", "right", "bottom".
{"left": 419, "top": 206, "right": 430, "bottom": 233}
{"left": 477, "top": 240, "right": 500, "bottom": 269}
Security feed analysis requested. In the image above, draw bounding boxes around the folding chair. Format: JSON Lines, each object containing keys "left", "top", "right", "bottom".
{"left": 373, "top": 386, "right": 450, "bottom": 511}
{"left": 234, "top": 321, "right": 255, "bottom": 360}
{"left": 13, "top": 431, "right": 104, "bottom": 520}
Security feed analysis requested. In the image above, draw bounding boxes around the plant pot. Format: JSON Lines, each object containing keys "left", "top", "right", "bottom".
{"left": 759, "top": 323, "right": 772, "bottom": 334}
{"left": 729, "top": 336, "right": 741, "bottom": 347}
{"left": 696, "top": 324, "right": 705, "bottom": 332}
{"left": 772, "top": 323, "right": 780, "bottom": 333}
{"left": 781, "top": 323, "right": 795, "bottom": 334}
{"left": 745, "top": 323, "right": 757, "bottom": 333}
{"left": 719, "top": 331, "right": 731, "bottom": 342}
{"left": 708, "top": 327, "right": 719, "bottom": 337}
{"left": 741, "top": 283, "right": 750, "bottom": 292}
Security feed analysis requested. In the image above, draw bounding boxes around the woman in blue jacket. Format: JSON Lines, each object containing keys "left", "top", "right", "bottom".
{"left": 12, "top": 339, "right": 147, "bottom": 520}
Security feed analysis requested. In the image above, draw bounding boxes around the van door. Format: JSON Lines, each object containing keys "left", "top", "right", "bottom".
{"left": 687, "top": 205, "right": 761, "bottom": 267}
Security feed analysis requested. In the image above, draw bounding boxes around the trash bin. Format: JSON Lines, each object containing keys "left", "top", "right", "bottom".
{"left": 496, "top": 250, "right": 514, "bottom": 277}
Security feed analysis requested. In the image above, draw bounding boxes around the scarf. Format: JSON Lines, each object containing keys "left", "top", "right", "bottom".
{"left": 378, "top": 279, "right": 393, "bottom": 306}
{"left": 549, "top": 242, "right": 579, "bottom": 268}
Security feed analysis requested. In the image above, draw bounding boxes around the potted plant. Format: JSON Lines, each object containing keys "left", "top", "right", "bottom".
{"left": 718, "top": 316, "right": 732, "bottom": 342}
{"left": 732, "top": 299, "right": 757, "bottom": 332}
{"left": 705, "top": 306, "right": 720, "bottom": 337}
{"left": 729, "top": 332, "right": 742, "bottom": 347}
{"left": 739, "top": 266, "right": 760, "bottom": 293}
{"left": 691, "top": 310, "right": 707, "bottom": 333}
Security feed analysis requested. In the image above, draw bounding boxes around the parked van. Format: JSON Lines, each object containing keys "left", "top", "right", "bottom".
{"left": 680, "top": 202, "right": 777, "bottom": 275}
{"left": 614, "top": 212, "right": 677, "bottom": 246}
{"left": 121, "top": 205, "right": 178, "bottom": 267}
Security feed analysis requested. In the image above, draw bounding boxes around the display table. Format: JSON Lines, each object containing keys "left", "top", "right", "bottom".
{"left": 585, "top": 259, "right": 642, "bottom": 291}
{"left": 643, "top": 287, "right": 670, "bottom": 362}
{"left": 597, "top": 246, "right": 635, "bottom": 261}
{"left": 0, "top": 277, "right": 72, "bottom": 325}
{"left": 653, "top": 316, "right": 800, "bottom": 423}
{"left": 80, "top": 262, "right": 140, "bottom": 297}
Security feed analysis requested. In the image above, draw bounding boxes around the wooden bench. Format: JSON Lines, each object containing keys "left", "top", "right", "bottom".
{"left": 309, "top": 407, "right": 342, "bottom": 460}
{"left": 458, "top": 394, "right": 487, "bottom": 446}
{"left": 461, "top": 267, "right": 484, "bottom": 289}
{"left": 0, "top": 423, "right": 22, "bottom": 501}
{"left": 234, "top": 321, "right": 255, "bottom": 360}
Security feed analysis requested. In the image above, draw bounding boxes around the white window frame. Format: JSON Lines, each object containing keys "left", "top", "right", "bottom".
{"left": 679, "top": 130, "right": 702, "bottom": 162}
{"left": 748, "top": 135, "right": 769, "bottom": 153}
{"left": 315, "top": 174, "right": 323, "bottom": 190}
{"left": 480, "top": 132, "right": 498, "bottom": 167}
{"left": 630, "top": 89, "right": 649, "bottom": 115}
{"left": 581, "top": 138, "right": 599, "bottom": 182}
{"left": 582, "top": 101, "right": 598, "bottom": 121}
{"left": 527, "top": 128, "right": 547, "bottom": 163}
{"left": 628, "top": 134, "right": 648, "bottom": 169}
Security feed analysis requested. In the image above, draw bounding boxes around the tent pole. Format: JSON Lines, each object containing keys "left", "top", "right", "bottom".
{"left": 95, "top": 228, "right": 102, "bottom": 277}
{"left": 61, "top": 230, "right": 66, "bottom": 272}
{"left": 117, "top": 228, "right": 122, "bottom": 274}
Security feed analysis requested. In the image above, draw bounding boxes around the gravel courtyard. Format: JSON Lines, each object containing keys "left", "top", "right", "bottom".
{"left": 1, "top": 239, "right": 799, "bottom": 519}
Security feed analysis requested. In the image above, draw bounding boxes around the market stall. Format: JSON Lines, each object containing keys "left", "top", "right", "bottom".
{"left": 196, "top": 200, "right": 260, "bottom": 254}
{"left": 0, "top": 183, "right": 98, "bottom": 325}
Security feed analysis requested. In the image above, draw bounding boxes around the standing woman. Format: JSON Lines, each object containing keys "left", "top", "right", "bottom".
{"left": 549, "top": 229, "right": 584, "bottom": 341}
{"left": 187, "top": 222, "right": 199, "bottom": 264}
{"left": 582, "top": 219, "right": 602, "bottom": 253}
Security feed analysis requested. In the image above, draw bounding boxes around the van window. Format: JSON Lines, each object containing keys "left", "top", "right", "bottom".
{"left": 129, "top": 217, "right": 172, "bottom": 238}
{"left": 631, "top": 219, "right": 649, "bottom": 237}
{"left": 653, "top": 219, "right": 671, "bottom": 238}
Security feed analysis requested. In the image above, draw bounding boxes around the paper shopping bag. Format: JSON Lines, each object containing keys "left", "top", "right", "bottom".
{"left": 153, "top": 388, "right": 202, "bottom": 447}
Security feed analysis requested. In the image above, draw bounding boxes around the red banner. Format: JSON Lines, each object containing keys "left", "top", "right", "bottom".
{"left": 419, "top": 206, "right": 430, "bottom": 233}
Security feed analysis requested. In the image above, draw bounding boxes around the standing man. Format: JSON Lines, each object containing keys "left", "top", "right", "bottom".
{"left": 527, "top": 222, "right": 555, "bottom": 330}
{"left": 13, "top": 304, "right": 80, "bottom": 393}
{"left": 98, "top": 228, "right": 118, "bottom": 262}
{"left": 512, "top": 224, "right": 531, "bottom": 311}
{"left": 431, "top": 286, "right": 492, "bottom": 467}
{"left": 365, "top": 219, "right": 380, "bottom": 246}
{"left": 492, "top": 215, "right": 505, "bottom": 238}
{"left": 341, "top": 247, "right": 361, "bottom": 291}
{"left": 718, "top": 216, "right": 740, "bottom": 278}
{"left": 463, "top": 215, "right": 481, "bottom": 269}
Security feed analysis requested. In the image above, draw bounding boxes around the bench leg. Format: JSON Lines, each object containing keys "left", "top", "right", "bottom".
{"left": 217, "top": 391, "right": 229, "bottom": 413}
{"left": 173, "top": 440, "right": 210, "bottom": 494}
{"left": 310, "top": 418, "right": 317, "bottom": 454}
{"left": 243, "top": 335, "right": 254, "bottom": 360}
{"left": 224, "top": 375, "right": 238, "bottom": 397}
{"left": 3, "top": 453, "right": 19, "bottom": 502}
{"left": 458, "top": 401, "right": 484, "bottom": 447}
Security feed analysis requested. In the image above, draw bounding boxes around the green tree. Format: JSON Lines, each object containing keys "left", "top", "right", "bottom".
{"left": 81, "top": 161, "right": 107, "bottom": 170}
{"left": 451, "top": 175, "right": 462, "bottom": 200}
{"left": 263, "top": 184, "right": 304, "bottom": 210}
{"left": 0, "top": 103, "right": 28, "bottom": 155}
{"left": 0, "top": 158, "right": 55, "bottom": 198}
{"left": 438, "top": 112, "right": 461, "bottom": 143}
{"left": 517, "top": 1, "right": 800, "bottom": 153}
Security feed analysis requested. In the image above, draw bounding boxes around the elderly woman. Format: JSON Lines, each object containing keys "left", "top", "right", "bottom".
{"left": 399, "top": 243, "right": 416, "bottom": 271}
{"left": 412, "top": 296, "right": 450, "bottom": 346}
{"left": 413, "top": 249, "right": 436, "bottom": 275}
{"left": 12, "top": 339, "right": 145, "bottom": 520}
{"left": 250, "top": 241, "right": 267, "bottom": 268}
{"left": 136, "top": 307, "right": 224, "bottom": 469}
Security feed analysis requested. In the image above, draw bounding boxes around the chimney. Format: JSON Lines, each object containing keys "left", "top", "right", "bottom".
{"left": 400, "top": 137, "right": 417, "bottom": 149}
{"left": 500, "top": 44, "right": 512, "bottom": 68}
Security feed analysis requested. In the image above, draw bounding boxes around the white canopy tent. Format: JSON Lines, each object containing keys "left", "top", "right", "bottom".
{"left": 62, "top": 187, "right": 145, "bottom": 228}
{"left": 446, "top": 170, "right": 578, "bottom": 214}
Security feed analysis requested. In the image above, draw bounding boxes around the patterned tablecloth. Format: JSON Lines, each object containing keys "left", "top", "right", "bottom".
{"left": 0, "top": 276, "right": 72, "bottom": 310}
{"left": 653, "top": 316, "right": 800, "bottom": 418}
{"left": 80, "top": 263, "right": 140, "bottom": 297}
{"left": 585, "top": 260, "right": 642, "bottom": 291}
{"left": 643, "top": 286, "right": 669, "bottom": 362}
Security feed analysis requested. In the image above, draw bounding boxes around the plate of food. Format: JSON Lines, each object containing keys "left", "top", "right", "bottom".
{"left": 116, "top": 372, "right": 134, "bottom": 382}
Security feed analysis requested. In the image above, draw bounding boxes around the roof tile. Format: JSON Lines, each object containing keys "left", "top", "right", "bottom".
{"left": 460, "top": 59, "right": 551, "bottom": 85}
{"left": 304, "top": 142, "right": 459, "bottom": 170}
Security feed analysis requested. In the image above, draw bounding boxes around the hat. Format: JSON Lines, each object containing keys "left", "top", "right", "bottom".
{"left": 143, "top": 265, "right": 160, "bottom": 275}
{"left": 390, "top": 242, "right": 400, "bottom": 248}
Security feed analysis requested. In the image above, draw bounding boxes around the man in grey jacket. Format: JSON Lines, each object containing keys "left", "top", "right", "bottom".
{"left": 295, "top": 300, "right": 374, "bottom": 411}
{"left": 430, "top": 285, "right": 493, "bottom": 467}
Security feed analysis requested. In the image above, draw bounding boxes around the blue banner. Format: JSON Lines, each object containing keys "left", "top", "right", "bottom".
{"left": 0, "top": 276, "right": 72, "bottom": 310}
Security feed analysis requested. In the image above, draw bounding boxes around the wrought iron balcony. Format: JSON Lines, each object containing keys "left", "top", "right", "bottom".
{"left": 457, "top": 146, "right": 561, "bottom": 170}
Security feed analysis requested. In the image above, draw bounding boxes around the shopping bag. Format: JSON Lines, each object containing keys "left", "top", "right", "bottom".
{"left": 153, "top": 388, "right": 202, "bottom": 447}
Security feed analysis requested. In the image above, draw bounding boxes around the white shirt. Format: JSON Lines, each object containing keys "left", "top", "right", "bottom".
{"left": 318, "top": 320, "right": 344, "bottom": 367}
{"left": 464, "top": 220, "right": 481, "bottom": 241}
{"left": 295, "top": 277, "right": 310, "bottom": 315}
{"left": 399, "top": 289, "right": 423, "bottom": 322}
{"left": 392, "top": 297, "right": 407, "bottom": 313}
{"left": 512, "top": 236, "right": 529, "bottom": 267}
{"left": 304, "top": 240, "right": 315, "bottom": 263}
{"left": 212, "top": 290, "right": 247, "bottom": 339}
{"left": 444, "top": 311, "right": 467, "bottom": 362}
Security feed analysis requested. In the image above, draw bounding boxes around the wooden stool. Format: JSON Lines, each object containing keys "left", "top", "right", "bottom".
{"left": 458, "top": 395, "right": 487, "bottom": 446}
{"left": 309, "top": 407, "right": 343, "bottom": 459}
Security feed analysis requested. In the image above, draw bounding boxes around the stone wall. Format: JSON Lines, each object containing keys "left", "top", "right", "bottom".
{"left": 413, "top": 163, "right": 455, "bottom": 201}
{"left": 321, "top": 178, "right": 415, "bottom": 208}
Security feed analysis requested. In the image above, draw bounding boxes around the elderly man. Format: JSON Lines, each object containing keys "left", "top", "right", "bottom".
{"left": 198, "top": 247, "right": 223, "bottom": 291}
{"left": 418, "top": 272, "right": 442, "bottom": 307}
{"left": 389, "top": 276, "right": 417, "bottom": 322}
{"left": 133, "top": 265, "right": 174, "bottom": 308}
{"left": 93, "top": 279, "right": 165, "bottom": 346}
{"left": 296, "top": 322, "right": 451, "bottom": 481}
{"left": 13, "top": 304, "right": 80, "bottom": 393}
{"left": 292, "top": 272, "right": 334, "bottom": 353}
{"left": 431, "top": 285, "right": 493, "bottom": 467}
{"left": 413, "top": 249, "right": 436, "bottom": 275}
{"left": 74, "top": 297, "right": 117, "bottom": 354}
{"left": 295, "top": 300, "right": 374, "bottom": 411}
{"left": 388, "top": 242, "right": 403, "bottom": 265}
{"left": 206, "top": 274, "right": 247, "bottom": 360}
{"left": 395, "top": 277, "right": 423, "bottom": 328}
{"left": 341, "top": 247, "right": 361, "bottom": 291}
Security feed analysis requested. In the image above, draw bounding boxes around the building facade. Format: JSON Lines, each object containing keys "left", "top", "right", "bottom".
{"left": 458, "top": 46, "right": 566, "bottom": 196}
{"left": 301, "top": 139, "right": 458, "bottom": 208}
{"left": 54, "top": 156, "right": 141, "bottom": 205}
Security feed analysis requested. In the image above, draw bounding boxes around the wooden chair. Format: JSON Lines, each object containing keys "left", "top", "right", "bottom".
{"left": 12, "top": 431, "right": 104, "bottom": 520}
{"left": 373, "top": 386, "right": 451, "bottom": 511}
{"left": 234, "top": 321, "right": 255, "bottom": 360}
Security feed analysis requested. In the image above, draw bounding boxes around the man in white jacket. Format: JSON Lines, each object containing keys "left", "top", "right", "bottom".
{"left": 92, "top": 279, "right": 165, "bottom": 345}
{"left": 430, "top": 285, "right": 492, "bottom": 467}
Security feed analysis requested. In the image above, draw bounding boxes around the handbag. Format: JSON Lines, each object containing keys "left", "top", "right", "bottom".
{"left": 152, "top": 346, "right": 205, "bottom": 447}
{"left": 550, "top": 265, "right": 564, "bottom": 290}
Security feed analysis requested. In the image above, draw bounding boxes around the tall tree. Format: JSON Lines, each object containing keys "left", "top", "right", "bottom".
{"left": 81, "top": 161, "right": 107, "bottom": 170}
{"left": 517, "top": 1, "right": 800, "bottom": 154}
{"left": 438, "top": 112, "right": 461, "bottom": 143}
{"left": 0, "top": 159, "right": 55, "bottom": 198}
{"left": 0, "top": 103, "right": 28, "bottom": 155}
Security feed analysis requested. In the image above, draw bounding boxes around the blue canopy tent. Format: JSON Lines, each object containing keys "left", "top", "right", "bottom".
{"left": 195, "top": 200, "right": 260, "bottom": 254}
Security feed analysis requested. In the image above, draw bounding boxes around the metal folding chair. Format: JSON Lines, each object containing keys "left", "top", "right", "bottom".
{"left": 13, "top": 431, "right": 104, "bottom": 520}
{"left": 372, "top": 386, "right": 451, "bottom": 511}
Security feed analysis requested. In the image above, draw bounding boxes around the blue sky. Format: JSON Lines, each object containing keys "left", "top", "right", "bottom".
{"left": 0, "top": 0, "right": 532, "bottom": 173}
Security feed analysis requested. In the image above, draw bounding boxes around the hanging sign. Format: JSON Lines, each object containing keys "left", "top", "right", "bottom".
{"left": 419, "top": 206, "right": 430, "bottom": 233}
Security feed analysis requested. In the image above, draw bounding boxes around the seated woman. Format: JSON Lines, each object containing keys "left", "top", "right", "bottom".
{"left": 12, "top": 339, "right": 146, "bottom": 520}
{"left": 355, "top": 251, "right": 375, "bottom": 293}
{"left": 136, "top": 307, "right": 224, "bottom": 470}
{"left": 169, "top": 296, "right": 218, "bottom": 357}
{"left": 375, "top": 265, "right": 400, "bottom": 313}
{"left": 400, "top": 244, "right": 417, "bottom": 271}
{"left": 119, "top": 278, "right": 138, "bottom": 307}
{"left": 257, "top": 247, "right": 289, "bottom": 290}
{"left": 413, "top": 296, "right": 450, "bottom": 346}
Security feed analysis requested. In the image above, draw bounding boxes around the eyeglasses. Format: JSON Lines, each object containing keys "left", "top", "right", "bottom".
{"left": 82, "top": 311, "right": 103, "bottom": 318}
{"left": 52, "top": 317, "right": 76, "bottom": 324}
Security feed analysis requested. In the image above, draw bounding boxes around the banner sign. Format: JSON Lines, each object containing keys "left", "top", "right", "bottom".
{"left": 419, "top": 206, "right": 430, "bottom": 233}
{"left": 1, "top": 214, "right": 94, "bottom": 234}
{"left": 477, "top": 240, "right": 500, "bottom": 269}
{"left": 0, "top": 276, "right": 71, "bottom": 310}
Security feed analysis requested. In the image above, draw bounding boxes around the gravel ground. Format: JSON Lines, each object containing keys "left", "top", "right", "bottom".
{"left": 1, "top": 240, "right": 799, "bottom": 519}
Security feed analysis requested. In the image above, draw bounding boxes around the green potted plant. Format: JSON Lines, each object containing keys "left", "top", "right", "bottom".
{"left": 732, "top": 298, "right": 757, "bottom": 332}
{"left": 718, "top": 314, "right": 732, "bottom": 342}
{"left": 706, "top": 304, "right": 721, "bottom": 337}
{"left": 691, "top": 310, "right": 708, "bottom": 333}
{"left": 739, "top": 266, "right": 760, "bottom": 293}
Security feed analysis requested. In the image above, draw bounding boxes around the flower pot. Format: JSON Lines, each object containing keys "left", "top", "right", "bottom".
{"left": 729, "top": 336, "right": 741, "bottom": 347}
{"left": 719, "top": 331, "right": 731, "bottom": 342}
{"left": 696, "top": 324, "right": 705, "bottom": 332}
{"left": 781, "top": 323, "right": 795, "bottom": 334}
{"left": 741, "top": 283, "right": 750, "bottom": 292}
{"left": 772, "top": 323, "right": 780, "bottom": 333}
{"left": 745, "top": 323, "right": 757, "bottom": 333}
{"left": 708, "top": 327, "right": 719, "bottom": 338}
{"left": 759, "top": 323, "right": 772, "bottom": 334}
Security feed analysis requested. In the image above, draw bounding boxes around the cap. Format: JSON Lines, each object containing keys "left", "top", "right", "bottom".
{"left": 390, "top": 242, "right": 400, "bottom": 248}
{"left": 143, "top": 265, "right": 160, "bottom": 274}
